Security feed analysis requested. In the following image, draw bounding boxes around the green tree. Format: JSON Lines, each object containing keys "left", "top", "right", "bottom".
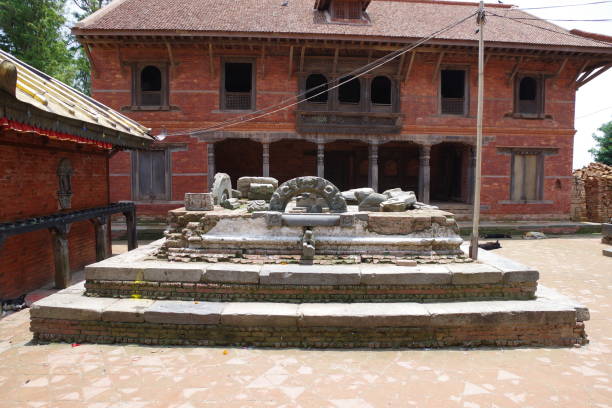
{"left": 0, "top": 0, "right": 76, "bottom": 85}
{"left": 71, "top": 0, "right": 111, "bottom": 94}
{"left": 589, "top": 120, "right": 612, "bottom": 165}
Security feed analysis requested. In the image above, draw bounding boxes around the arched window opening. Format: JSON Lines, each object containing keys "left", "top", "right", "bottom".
{"left": 338, "top": 75, "right": 360, "bottom": 104}
{"left": 140, "top": 65, "right": 162, "bottom": 106}
{"left": 440, "top": 69, "right": 466, "bottom": 115}
{"left": 371, "top": 76, "right": 392, "bottom": 105}
{"left": 224, "top": 62, "right": 253, "bottom": 110}
{"left": 305, "top": 74, "right": 328, "bottom": 103}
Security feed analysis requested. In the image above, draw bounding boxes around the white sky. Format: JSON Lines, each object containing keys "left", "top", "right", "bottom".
{"left": 446, "top": 0, "right": 612, "bottom": 169}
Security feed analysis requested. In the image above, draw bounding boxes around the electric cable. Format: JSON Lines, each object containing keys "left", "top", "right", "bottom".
{"left": 161, "top": 10, "right": 478, "bottom": 137}
{"left": 514, "top": 1, "right": 612, "bottom": 10}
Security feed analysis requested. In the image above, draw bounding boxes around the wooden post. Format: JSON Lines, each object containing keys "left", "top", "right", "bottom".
{"left": 317, "top": 142, "right": 325, "bottom": 178}
{"left": 262, "top": 142, "right": 270, "bottom": 177}
{"left": 369, "top": 143, "right": 379, "bottom": 192}
{"left": 123, "top": 209, "right": 137, "bottom": 251}
{"left": 470, "top": 1, "right": 485, "bottom": 260}
{"left": 91, "top": 216, "right": 110, "bottom": 262}
{"left": 419, "top": 145, "right": 431, "bottom": 204}
{"left": 50, "top": 225, "right": 71, "bottom": 289}
{"left": 207, "top": 142, "right": 215, "bottom": 191}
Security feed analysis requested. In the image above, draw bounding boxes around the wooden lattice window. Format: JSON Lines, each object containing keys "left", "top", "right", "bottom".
{"left": 305, "top": 74, "right": 329, "bottom": 103}
{"left": 440, "top": 69, "right": 467, "bottom": 115}
{"left": 331, "top": 0, "right": 363, "bottom": 21}
{"left": 132, "top": 63, "right": 169, "bottom": 108}
{"left": 222, "top": 61, "right": 254, "bottom": 111}
{"left": 515, "top": 75, "right": 544, "bottom": 116}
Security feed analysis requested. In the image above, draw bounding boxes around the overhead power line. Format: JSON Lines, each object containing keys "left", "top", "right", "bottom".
{"left": 576, "top": 105, "right": 612, "bottom": 119}
{"left": 507, "top": 17, "right": 612, "bottom": 22}
{"left": 162, "top": 11, "right": 478, "bottom": 138}
{"left": 515, "top": 1, "right": 612, "bottom": 10}
{"left": 488, "top": 12, "right": 612, "bottom": 46}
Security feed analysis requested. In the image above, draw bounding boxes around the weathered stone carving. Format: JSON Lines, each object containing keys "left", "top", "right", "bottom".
{"left": 237, "top": 177, "right": 278, "bottom": 198}
{"left": 57, "top": 158, "right": 73, "bottom": 210}
{"left": 247, "top": 200, "right": 268, "bottom": 213}
{"left": 220, "top": 197, "right": 240, "bottom": 210}
{"left": 301, "top": 229, "right": 315, "bottom": 264}
{"left": 184, "top": 193, "right": 214, "bottom": 211}
{"left": 341, "top": 187, "right": 374, "bottom": 205}
{"left": 358, "top": 193, "right": 386, "bottom": 212}
{"left": 269, "top": 176, "right": 347, "bottom": 213}
{"left": 211, "top": 173, "right": 232, "bottom": 205}
{"left": 248, "top": 183, "right": 275, "bottom": 201}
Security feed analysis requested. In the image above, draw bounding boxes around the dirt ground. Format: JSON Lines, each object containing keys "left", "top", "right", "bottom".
{"left": 0, "top": 236, "right": 610, "bottom": 407}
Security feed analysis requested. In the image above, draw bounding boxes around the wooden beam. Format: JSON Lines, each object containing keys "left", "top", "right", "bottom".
{"left": 576, "top": 63, "right": 612, "bottom": 88}
{"left": 116, "top": 45, "right": 126, "bottom": 74}
{"left": 508, "top": 56, "right": 523, "bottom": 85}
{"left": 299, "top": 46, "right": 306, "bottom": 73}
{"left": 288, "top": 45, "right": 294, "bottom": 80}
{"left": 484, "top": 54, "right": 491, "bottom": 68}
{"left": 574, "top": 59, "right": 590, "bottom": 82}
{"left": 403, "top": 51, "right": 416, "bottom": 83}
{"left": 84, "top": 45, "right": 98, "bottom": 78}
{"left": 208, "top": 42, "right": 214, "bottom": 76}
{"left": 554, "top": 57, "right": 568, "bottom": 77}
{"left": 397, "top": 52, "right": 406, "bottom": 77}
{"left": 367, "top": 49, "right": 373, "bottom": 64}
{"left": 260, "top": 45, "right": 266, "bottom": 78}
{"left": 431, "top": 51, "right": 444, "bottom": 84}
{"left": 332, "top": 47, "right": 339, "bottom": 74}
{"left": 165, "top": 41, "right": 175, "bottom": 67}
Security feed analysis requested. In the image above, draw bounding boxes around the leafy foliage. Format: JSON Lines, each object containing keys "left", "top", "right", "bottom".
{"left": 0, "top": 0, "right": 76, "bottom": 85}
{"left": 589, "top": 120, "right": 612, "bottom": 166}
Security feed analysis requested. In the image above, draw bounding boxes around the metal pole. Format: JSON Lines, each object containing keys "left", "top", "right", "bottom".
{"left": 469, "top": 1, "right": 485, "bottom": 260}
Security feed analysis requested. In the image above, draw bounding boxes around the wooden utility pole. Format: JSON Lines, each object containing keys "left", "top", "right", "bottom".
{"left": 469, "top": 1, "right": 485, "bottom": 260}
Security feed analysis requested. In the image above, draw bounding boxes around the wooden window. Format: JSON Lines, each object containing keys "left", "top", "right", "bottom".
{"left": 305, "top": 74, "right": 328, "bottom": 103}
{"left": 331, "top": 0, "right": 363, "bottom": 21}
{"left": 440, "top": 69, "right": 467, "bottom": 115}
{"left": 132, "top": 150, "right": 170, "bottom": 201}
{"left": 132, "top": 64, "right": 168, "bottom": 108}
{"left": 515, "top": 75, "right": 544, "bottom": 115}
{"left": 222, "top": 61, "right": 255, "bottom": 111}
{"left": 371, "top": 76, "right": 392, "bottom": 105}
{"left": 338, "top": 75, "right": 360, "bottom": 104}
{"left": 510, "top": 151, "right": 544, "bottom": 202}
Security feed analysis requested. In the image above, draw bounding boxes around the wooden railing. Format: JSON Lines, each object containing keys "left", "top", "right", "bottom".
{"left": 296, "top": 111, "right": 402, "bottom": 134}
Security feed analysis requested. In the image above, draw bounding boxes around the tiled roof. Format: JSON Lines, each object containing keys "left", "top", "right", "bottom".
{"left": 74, "top": 0, "right": 612, "bottom": 51}
{"left": 0, "top": 49, "right": 152, "bottom": 147}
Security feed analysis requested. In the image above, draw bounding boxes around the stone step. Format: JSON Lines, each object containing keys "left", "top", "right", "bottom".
{"left": 29, "top": 284, "right": 588, "bottom": 348}
{"left": 83, "top": 241, "right": 539, "bottom": 302}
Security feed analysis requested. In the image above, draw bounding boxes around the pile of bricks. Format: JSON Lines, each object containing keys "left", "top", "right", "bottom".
{"left": 572, "top": 163, "right": 612, "bottom": 223}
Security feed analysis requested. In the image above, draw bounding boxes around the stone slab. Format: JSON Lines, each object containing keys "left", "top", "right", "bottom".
{"left": 448, "top": 263, "right": 503, "bottom": 285}
{"left": 536, "top": 285, "right": 590, "bottom": 321}
{"left": 143, "top": 264, "right": 205, "bottom": 282}
{"left": 85, "top": 265, "right": 144, "bottom": 281}
{"left": 298, "top": 303, "right": 430, "bottom": 327}
{"left": 475, "top": 248, "right": 539, "bottom": 283}
{"left": 30, "top": 294, "right": 118, "bottom": 321}
{"left": 57, "top": 281, "right": 86, "bottom": 295}
{"left": 205, "top": 264, "right": 261, "bottom": 284}
{"left": 604, "top": 248, "right": 612, "bottom": 257}
{"left": 221, "top": 302, "right": 298, "bottom": 327}
{"left": 426, "top": 300, "right": 575, "bottom": 327}
{"left": 144, "top": 301, "right": 224, "bottom": 325}
{"left": 359, "top": 265, "right": 451, "bottom": 285}
{"left": 102, "top": 299, "right": 155, "bottom": 323}
{"left": 260, "top": 264, "right": 361, "bottom": 285}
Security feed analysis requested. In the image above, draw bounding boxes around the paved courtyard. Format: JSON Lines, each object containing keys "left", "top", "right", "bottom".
{"left": 0, "top": 236, "right": 610, "bottom": 407}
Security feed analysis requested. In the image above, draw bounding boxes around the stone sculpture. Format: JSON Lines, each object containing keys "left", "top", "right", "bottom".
{"left": 247, "top": 200, "right": 268, "bottom": 212}
{"left": 358, "top": 193, "right": 386, "bottom": 212}
{"left": 184, "top": 193, "right": 214, "bottom": 211}
{"left": 237, "top": 176, "right": 278, "bottom": 198}
{"left": 269, "top": 176, "right": 347, "bottom": 213}
{"left": 211, "top": 173, "right": 232, "bottom": 205}
{"left": 301, "top": 229, "right": 315, "bottom": 264}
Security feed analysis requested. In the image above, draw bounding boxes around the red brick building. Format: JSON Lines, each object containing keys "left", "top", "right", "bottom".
{"left": 73, "top": 0, "right": 612, "bottom": 220}
{"left": 0, "top": 50, "right": 153, "bottom": 299}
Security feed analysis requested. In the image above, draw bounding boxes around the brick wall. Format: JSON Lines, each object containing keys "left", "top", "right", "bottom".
{"left": 0, "top": 130, "right": 110, "bottom": 299}
{"left": 90, "top": 44, "right": 578, "bottom": 220}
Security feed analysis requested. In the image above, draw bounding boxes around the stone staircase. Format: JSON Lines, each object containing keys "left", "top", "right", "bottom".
{"left": 434, "top": 202, "right": 473, "bottom": 221}
{"left": 29, "top": 240, "right": 589, "bottom": 348}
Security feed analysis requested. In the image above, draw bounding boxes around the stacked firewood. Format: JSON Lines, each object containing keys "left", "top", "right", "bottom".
{"left": 572, "top": 163, "right": 612, "bottom": 223}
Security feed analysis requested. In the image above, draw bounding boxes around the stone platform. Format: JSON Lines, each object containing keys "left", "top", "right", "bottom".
{"left": 30, "top": 283, "right": 587, "bottom": 348}
{"left": 83, "top": 240, "right": 538, "bottom": 302}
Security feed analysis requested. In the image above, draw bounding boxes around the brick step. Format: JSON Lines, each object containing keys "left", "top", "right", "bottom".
{"left": 29, "top": 284, "right": 588, "bottom": 348}
{"left": 83, "top": 242, "right": 539, "bottom": 302}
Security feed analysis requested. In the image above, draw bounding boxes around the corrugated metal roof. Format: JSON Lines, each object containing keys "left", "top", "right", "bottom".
{"left": 73, "top": 0, "right": 612, "bottom": 51}
{"left": 0, "top": 49, "right": 152, "bottom": 144}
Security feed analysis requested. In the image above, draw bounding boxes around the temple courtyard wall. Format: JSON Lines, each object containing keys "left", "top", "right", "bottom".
{"left": 1, "top": 236, "right": 609, "bottom": 406}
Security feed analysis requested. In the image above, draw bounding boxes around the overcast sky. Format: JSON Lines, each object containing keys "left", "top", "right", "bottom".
{"left": 446, "top": 0, "right": 612, "bottom": 169}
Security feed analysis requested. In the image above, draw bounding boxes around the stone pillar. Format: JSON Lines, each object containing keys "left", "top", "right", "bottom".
{"left": 123, "top": 209, "right": 138, "bottom": 251}
{"left": 419, "top": 145, "right": 431, "bottom": 204}
{"left": 467, "top": 146, "right": 476, "bottom": 204}
{"left": 262, "top": 142, "right": 270, "bottom": 177}
{"left": 50, "top": 225, "right": 70, "bottom": 289}
{"left": 92, "top": 216, "right": 110, "bottom": 262}
{"left": 317, "top": 142, "right": 325, "bottom": 178}
{"left": 369, "top": 143, "right": 379, "bottom": 192}
{"left": 207, "top": 142, "right": 215, "bottom": 192}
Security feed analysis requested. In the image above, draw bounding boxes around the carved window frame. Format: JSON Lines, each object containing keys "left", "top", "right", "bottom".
{"left": 513, "top": 74, "right": 546, "bottom": 118}
{"left": 220, "top": 57, "right": 257, "bottom": 112}
{"left": 131, "top": 62, "right": 170, "bottom": 110}
{"left": 439, "top": 65, "right": 470, "bottom": 116}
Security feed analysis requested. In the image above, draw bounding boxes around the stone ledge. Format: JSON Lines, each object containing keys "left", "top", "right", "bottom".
{"left": 30, "top": 294, "right": 118, "bottom": 321}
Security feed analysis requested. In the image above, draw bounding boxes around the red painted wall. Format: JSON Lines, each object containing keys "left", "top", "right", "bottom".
{"left": 0, "top": 130, "right": 109, "bottom": 298}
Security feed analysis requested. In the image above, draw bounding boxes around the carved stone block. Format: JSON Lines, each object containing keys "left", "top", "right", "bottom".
{"left": 184, "top": 193, "right": 214, "bottom": 211}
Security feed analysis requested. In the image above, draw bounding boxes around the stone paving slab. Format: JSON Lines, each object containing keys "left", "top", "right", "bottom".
{"left": 102, "top": 298, "right": 154, "bottom": 323}
{"left": 298, "top": 303, "right": 430, "bottom": 327}
{"left": 205, "top": 264, "right": 260, "bottom": 283}
{"left": 260, "top": 264, "right": 361, "bottom": 285}
{"left": 144, "top": 300, "right": 224, "bottom": 325}
{"left": 29, "top": 293, "right": 119, "bottom": 321}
